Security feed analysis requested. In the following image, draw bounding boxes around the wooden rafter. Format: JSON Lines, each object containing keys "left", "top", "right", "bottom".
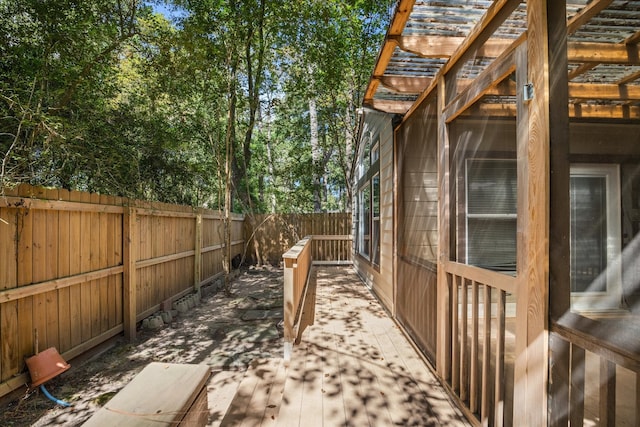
{"left": 366, "top": 0, "right": 640, "bottom": 119}
{"left": 618, "top": 70, "right": 640, "bottom": 86}
{"left": 443, "top": 0, "right": 522, "bottom": 77}
{"left": 567, "top": 0, "right": 614, "bottom": 35}
{"left": 566, "top": 3, "right": 634, "bottom": 84}
{"left": 626, "top": 30, "right": 640, "bottom": 45}
{"left": 568, "top": 63, "right": 597, "bottom": 80}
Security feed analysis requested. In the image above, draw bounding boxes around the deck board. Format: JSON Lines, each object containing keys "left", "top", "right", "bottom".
{"left": 276, "top": 266, "right": 469, "bottom": 426}
{"left": 215, "top": 266, "right": 469, "bottom": 426}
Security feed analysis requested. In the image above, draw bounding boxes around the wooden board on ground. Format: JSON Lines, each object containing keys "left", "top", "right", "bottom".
{"left": 84, "top": 362, "right": 211, "bottom": 427}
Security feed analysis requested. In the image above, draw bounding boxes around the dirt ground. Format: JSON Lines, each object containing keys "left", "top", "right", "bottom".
{"left": 0, "top": 266, "right": 285, "bottom": 426}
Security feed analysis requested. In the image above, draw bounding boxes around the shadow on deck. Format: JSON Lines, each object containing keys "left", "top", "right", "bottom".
{"left": 216, "top": 266, "right": 469, "bottom": 426}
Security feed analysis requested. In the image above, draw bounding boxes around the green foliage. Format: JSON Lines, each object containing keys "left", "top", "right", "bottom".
{"left": 1, "top": 0, "right": 389, "bottom": 212}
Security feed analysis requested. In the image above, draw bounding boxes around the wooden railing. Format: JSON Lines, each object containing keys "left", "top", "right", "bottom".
{"left": 310, "top": 235, "right": 352, "bottom": 265}
{"left": 282, "top": 235, "right": 352, "bottom": 362}
{"left": 550, "top": 315, "right": 640, "bottom": 426}
{"left": 282, "top": 237, "right": 312, "bottom": 362}
{"left": 442, "top": 261, "right": 517, "bottom": 427}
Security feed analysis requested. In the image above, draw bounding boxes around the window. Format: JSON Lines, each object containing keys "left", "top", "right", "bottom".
{"left": 465, "top": 159, "right": 517, "bottom": 272}
{"left": 355, "top": 136, "right": 381, "bottom": 265}
{"left": 358, "top": 184, "right": 371, "bottom": 258}
{"left": 570, "top": 164, "right": 622, "bottom": 311}
{"left": 372, "top": 174, "right": 380, "bottom": 266}
{"left": 464, "top": 160, "right": 624, "bottom": 311}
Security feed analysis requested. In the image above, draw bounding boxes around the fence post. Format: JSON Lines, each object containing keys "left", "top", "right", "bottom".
{"left": 123, "top": 207, "right": 137, "bottom": 341}
{"left": 194, "top": 212, "right": 202, "bottom": 293}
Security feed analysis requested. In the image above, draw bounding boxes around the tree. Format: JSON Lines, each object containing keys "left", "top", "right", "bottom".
{"left": 1, "top": 0, "right": 390, "bottom": 217}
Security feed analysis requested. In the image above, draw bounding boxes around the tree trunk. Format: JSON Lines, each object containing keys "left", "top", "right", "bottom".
{"left": 310, "top": 97, "right": 322, "bottom": 212}
{"left": 265, "top": 107, "right": 277, "bottom": 213}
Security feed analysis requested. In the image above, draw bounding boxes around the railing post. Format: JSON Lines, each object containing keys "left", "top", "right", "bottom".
{"left": 123, "top": 207, "right": 137, "bottom": 342}
{"left": 194, "top": 212, "right": 202, "bottom": 294}
{"left": 283, "top": 257, "right": 295, "bottom": 364}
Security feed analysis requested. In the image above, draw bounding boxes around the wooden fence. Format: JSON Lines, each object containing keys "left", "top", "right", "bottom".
{"left": 0, "top": 184, "right": 244, "bottom": 397}
{"left": 245, "top": 213, "right": 352, "bottom": 266}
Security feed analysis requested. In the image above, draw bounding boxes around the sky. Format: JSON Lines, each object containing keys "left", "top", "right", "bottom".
{"left": 147, "top": 1, "right": 188, "bottom": 20}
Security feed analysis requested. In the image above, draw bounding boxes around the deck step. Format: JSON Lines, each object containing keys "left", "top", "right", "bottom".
{"left": 218, "top": 358, "right": 286, "bottom": 426}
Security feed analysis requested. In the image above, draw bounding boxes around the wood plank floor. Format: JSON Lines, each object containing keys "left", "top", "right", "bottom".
{"left": 277, "top": 266, "right": 468, "bottom": 426}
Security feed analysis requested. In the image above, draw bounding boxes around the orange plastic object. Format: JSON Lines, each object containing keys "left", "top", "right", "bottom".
{"left": 25, "top": 347, "right": 71, "bottom": 388}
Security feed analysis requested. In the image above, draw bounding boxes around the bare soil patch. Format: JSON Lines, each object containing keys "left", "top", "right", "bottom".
{"left": 0, "top": 266, "right": 284, "bottom": 426}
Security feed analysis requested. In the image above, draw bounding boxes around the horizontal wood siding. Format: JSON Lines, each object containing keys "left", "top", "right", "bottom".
{"left": 0, "top": 184, "right": 243, "bottom": 396}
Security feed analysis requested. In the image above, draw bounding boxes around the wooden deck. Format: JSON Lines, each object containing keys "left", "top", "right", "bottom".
{"left": 214, "top": 266, "right": 469, "bottom": 426}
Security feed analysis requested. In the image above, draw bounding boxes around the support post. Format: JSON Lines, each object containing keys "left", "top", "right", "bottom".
{"left": 283, "top": 258, "right": 295, "bottom": 364}
{"left": 194, "top": 212, "right": 202, "bottom": 294}
{"left": 436, "top": 76, "right": 452, "bottom": 380}
{"left": 123, "top": 207, "right": 137, "bottom": 342}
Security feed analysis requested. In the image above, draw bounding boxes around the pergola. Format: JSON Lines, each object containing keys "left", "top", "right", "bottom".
{"left": 354, "top": 1, "right": 640, "bottom": 426}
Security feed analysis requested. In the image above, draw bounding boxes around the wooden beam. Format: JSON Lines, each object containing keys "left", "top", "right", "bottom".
{"left": 364, "top": 79, "right": 381, "bottom": 105}
{"left": 568, "top": 42, "right": 640, "bottom": 65}
{"left": 393, "top": 35, "right": 514, "bottom": 59}
{"left": 389, "top": 0, "right": 414, "bottom": 35}
{"left": 402, "top": 0, "right": 522, "bottom": 123}
{"left": 568, "top": 83, "right": 640, "bottom": 101}
{"left": 364, "top": 0, "right": 414, "bottom": 103}
{"left": 379, "top": 75, "right": 432, "bottom": 93}
{"left": 567, "top": 0, "right": 614, "bottom": 35}
{"left": 443, "top": 0, "right": 522, "bottom": 77}
{"left": 443, "top": 41, "right": 519, "bottom": 123}
{"left": 365, "top": 99, "right": 414, "bottom": 114}
{"left": 570, "top": 103, "right": 640, "bottom": 120}
{"left": 462, "top": 102, "right": 640, "bottom": 120}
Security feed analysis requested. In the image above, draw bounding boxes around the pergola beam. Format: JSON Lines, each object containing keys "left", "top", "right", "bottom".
{"left": 461, "top": 102, "right": 640, "bottom": 120}
{"left": 379, "top": 75, "right": 433, "bottom": 94}
{"left": 364, "top": 0, "right": 415, "bottom": 103}
{"left": 365, "top": 99, "right": 415, "bottom": 115}
{"left": 391, "top": 35, "right": 640, "bottom": 66}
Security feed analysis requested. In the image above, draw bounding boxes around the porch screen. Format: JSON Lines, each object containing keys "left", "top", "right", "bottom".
{"left": 466, "top": 159, "right": 517, "bottom": 272}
